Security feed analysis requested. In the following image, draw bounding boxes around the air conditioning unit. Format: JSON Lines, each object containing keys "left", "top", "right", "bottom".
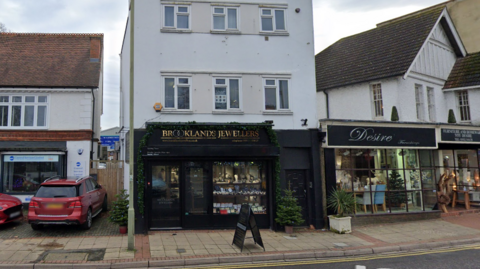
{"left": 114, "top": 141, "right": 120, "bottom": 151}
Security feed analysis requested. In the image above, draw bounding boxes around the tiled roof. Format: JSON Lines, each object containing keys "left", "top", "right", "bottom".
{"left": 444, "top": 52, "right": 480, "bottom": 89}
{"left": 0, "top": 33, "right": 103, "bottom": 88}
{"left": 315, "top": 5, "right": 446, "bottom": 92}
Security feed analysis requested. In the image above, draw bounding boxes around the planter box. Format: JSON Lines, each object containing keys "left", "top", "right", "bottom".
{"left": 328, "top": 216, "right": 351, "bottom": 234}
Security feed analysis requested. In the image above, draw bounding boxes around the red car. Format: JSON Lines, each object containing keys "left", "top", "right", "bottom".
{"left": 28, "top": 176, "right": 107, "bottom": 230}
{"left": 0, "top": 193, "right": 23, "bottom": 224}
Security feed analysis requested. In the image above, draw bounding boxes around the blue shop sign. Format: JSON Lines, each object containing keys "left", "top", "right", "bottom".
{"left": 100, "top": 136, "right": 120, "bottom": 150}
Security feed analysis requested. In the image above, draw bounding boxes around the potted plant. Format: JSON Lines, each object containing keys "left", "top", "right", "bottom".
{"left": 327, "top": 188, "right": 356, "bottom": 234}
{"left": 275, "top": 183, "right": 304, "bottom": 235}
{"left": 108, "top": 189, "right": 129, "bottom": 234}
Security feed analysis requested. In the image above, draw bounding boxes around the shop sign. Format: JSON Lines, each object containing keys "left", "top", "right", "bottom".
{"left": 441, "top": 129, "right": 480, "bottom": 143}
{"left": 4, "top": 155, "right": 59, "bottom": 162}
{"left": 327, "top": 126, "right": 436, "bottom": 147}
{"left": 153, "top": 128, "right": 270, "bottom": 145}
{"left": 100, "top": 136, "right": 120, "bottom": 150}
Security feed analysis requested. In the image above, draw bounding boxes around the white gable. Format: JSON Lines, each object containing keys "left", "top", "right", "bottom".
{"left": 410, "top": 23, "right": 457, "bottom": 81}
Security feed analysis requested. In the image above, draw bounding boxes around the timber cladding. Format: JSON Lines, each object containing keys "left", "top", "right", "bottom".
{"left": 90, "top": 160, "right": 124, "bottom": 207}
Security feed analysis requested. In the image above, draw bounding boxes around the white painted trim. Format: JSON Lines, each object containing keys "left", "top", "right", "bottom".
{"left": 442, "top": 9, "right": 466, "bottom": 56}
{"left": 443, "top": 86, "right": 480, "bottom": 92}
{"left": 161, "top": 0, "right": 288, "bottom": 6}
{"left": 408, "top": 71, "right": 446, "bottom": 86}
{"left": 161, "top": 70, "right": 291, "bottom": 76}
{"left": 0, "top": 88, "right": 93, "bottom": 93}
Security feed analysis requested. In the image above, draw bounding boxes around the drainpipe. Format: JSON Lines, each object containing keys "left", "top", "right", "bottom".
{"left": 91, "top": 88, "right": 95, "bottom": 161}
{"left": 323, "top": 90, "right": 329, "bottom": 119}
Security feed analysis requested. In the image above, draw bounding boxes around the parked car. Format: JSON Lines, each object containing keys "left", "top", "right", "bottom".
{"left": 0, "top": 193, "right": 23, "bottom": 224}
{"left": 27, "top": 176, "right": 107, "bottom": 230}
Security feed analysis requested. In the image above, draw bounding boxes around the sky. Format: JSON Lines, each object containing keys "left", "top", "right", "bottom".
{"left": 0, "top": 0, "right": 446, "bottom": 130}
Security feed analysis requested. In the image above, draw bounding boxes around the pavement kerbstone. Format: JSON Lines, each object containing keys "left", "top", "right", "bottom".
{"left": 110, "top": 261, "right": 148, "bottom": 269}
{"left": 34, "top": 264, "right": 73, "bottom": 269}
{"left": 324, "top": 250, "right": 345, "bottom": 257}
{"left": 400, "top": 243, "right": 427, "bottom": 251}
{"left": 219, "top": 255, "right": 252, "bottom": 264}
{"left": 250, "top": 253, "right": 284, "bottom": 262}
{"left": 184, "top": 257, "right": 219, "bottom": 266}
{"left": 344, "top": 248, "right": 373, "bottom": 256}
{"left": 0, "top": 264, "right": 33, "bottom": 269}
{"left": 283, "top": 251, "right": 316, "bottom": 260}
{"left": 452, "top": 238, "right": 479, "bottom": 246}
{"left": 71, "top": 263, "right": 111, "bottom": 269}
{"left": 425, "top": 241, "right": 449, "bottom": 249}
{"left": 372, "top": 246, "right": 401, "bottom": 254}
{"left": 149, "top": 259, "right": 185, "bottom": 267}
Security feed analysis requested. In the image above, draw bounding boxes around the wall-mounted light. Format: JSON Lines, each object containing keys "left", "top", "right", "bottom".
{"left": 301, "top": 119, "right": 308, "bottom": 126}
{"left": 295, "top": 8, "right": 301, "bottom": 13}
{"left": 265, "top": 120, "right": 274, "bottom": 124}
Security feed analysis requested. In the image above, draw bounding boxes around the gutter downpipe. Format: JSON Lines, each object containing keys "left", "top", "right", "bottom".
{"left": 91, "top": 88, "right": 95, "bottom": 161}
{"left": 323, "top": 90, "right": 329, "bottom": 119}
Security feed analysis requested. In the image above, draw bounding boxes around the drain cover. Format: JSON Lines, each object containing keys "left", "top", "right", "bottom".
{"left": 177, "top": 248, "right": 186, "bottom": 253}
{"left": 44, "top": 252, "right": 88, "bottom": 261}
{"left": 333, "top": 243, "right": 348, "bottom": 247}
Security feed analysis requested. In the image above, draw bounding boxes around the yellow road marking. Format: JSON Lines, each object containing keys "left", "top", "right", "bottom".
{"left": 189, "top": 245, "right": 480, "bottom": 269}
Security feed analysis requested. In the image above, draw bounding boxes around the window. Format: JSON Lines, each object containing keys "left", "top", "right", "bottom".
{"left": 164, "top": 5, "right": 190, "bottom": 29}
{"left": 371, "top": 84, "right": 383, "bottom": 117}
{"left": 164, "top": 77, "right": 191, "bottom": 110}
{"left": 260, "top": 8, "right": 286, "bottom": 32}
{"left": 264, "top": 79, "right": 289, "bottom": 110}
{"left": 214, "top": 78, "right": 240, "bottom": 110}
{"left": 427, "top": 87, "right": 435, "bottom": 122}
{"left": 0, "top": 95, "right": 48, "bottom": 128}
{"left": 415, "top": 84, "right": 425, "bottom": 121}
{"left": 457, "top": 90, "right": 471, "bottom": 121}
{"left": 212, "top": 7, "right": 238, "bottom": 30}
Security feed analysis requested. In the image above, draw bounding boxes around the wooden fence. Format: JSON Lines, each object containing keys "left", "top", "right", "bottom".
{"left": 90, "top": 160, "right": 124, "bottom": 207}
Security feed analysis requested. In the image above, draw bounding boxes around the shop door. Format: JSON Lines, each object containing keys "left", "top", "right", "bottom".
{"left": 150, "top": 163, "right": 181, "bottom": 228}
{"left": 286, "top": 170, "right": 308, "bottom": 224}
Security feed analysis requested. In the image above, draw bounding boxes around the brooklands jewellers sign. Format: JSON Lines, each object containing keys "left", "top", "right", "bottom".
{"left": 327, "top": 126, "right": 436, "bottom": 147}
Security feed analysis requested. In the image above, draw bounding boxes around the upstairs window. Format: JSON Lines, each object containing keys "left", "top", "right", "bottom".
{"left": 427, "top": 87, "right": 435, "bottom": 122}
{"left": 164, "top": 77, "right": 191, "bottom": 110}
{"left": 212, "top": 7, "right": 238, "bottom": 31}
{"left": 164, "top": 5, "right": 190, "bottom": 29}
{"left": 264, "top": 79, "right": 289, "bottom": 110}
{"left": 0, "top": 95, "right": 48, "bottom": 128}
{"left": 457, "top": 90, "right": 471, "bottom": 122}
{"left": 214, "top": 78, "right": 240, "bottom": 110}
{"left": 371, "top": 83, "right": 383, "bottom": 118}
{"left": 415, "top": 84, "right": 425, "bottom": 121}
{"left": 260, "top": 8, "right": 286, "bottom": 32}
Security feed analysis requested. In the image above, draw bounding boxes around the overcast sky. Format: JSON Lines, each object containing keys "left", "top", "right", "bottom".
{"left": 0, "top": 0, "right": 445, "bottom": 130}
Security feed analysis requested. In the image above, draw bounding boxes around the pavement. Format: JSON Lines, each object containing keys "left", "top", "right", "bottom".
{"left": 2, "top": 208, "right": 480, "bottom": 268}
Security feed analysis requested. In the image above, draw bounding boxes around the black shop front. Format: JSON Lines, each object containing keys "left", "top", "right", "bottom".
{"left": 134, "top": 123, "right": 279, "bottom": 231}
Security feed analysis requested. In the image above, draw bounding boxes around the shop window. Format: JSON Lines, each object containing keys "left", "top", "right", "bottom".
{"left": 164, "top": 5, "right": 190, "bottom": 30}
{"left": 371, "top": 83, "right": 383, "bottom": 118}
{"left": 260, "top": 8, "right": 286, "bottom": 32}
{"left": 164, "top": 77, "right": 191, "bottom": 110}
{"left": 2, "top": 155, "right": 63, "bottom": 193}
{"left": 0, "top": 95, "right": 48, "bottom": 128}
{"left": 212, "top": 161, "right": 267, "bottom": 215}
{"left": 185, "top": 162, "right": 210, "bottom": 215}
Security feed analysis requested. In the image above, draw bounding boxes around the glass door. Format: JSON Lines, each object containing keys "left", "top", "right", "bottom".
{"left": 150, "top": 163, "right": 181, "bottom": 228}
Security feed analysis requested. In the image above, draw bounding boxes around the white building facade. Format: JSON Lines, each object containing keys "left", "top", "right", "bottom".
{"left": 120, "top": 0, "right": 322, "bottom": 232}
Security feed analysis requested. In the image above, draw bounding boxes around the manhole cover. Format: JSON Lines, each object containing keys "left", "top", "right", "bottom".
{"left": 177, "top": 248, "right": 186, "bottom": 253}
{"left": 333, "top": 243, "right": 348, "bottom": 247}
{"left": 44, "top": 252, "right": 88, "bottom": 261}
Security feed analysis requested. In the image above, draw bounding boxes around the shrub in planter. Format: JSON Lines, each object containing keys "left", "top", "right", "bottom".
{"left": 108, "top": 189, "right": 129, "bottom": 231}
{"left": 327, "top": 188, "right": 356, "bottom": 234}
{"left": 275, "top": 183, "right": 304, "bottom": 234}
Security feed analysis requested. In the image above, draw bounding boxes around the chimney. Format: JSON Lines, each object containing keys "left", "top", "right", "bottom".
{"left": 90, "top": 38, "right": 101, "bottom": 62}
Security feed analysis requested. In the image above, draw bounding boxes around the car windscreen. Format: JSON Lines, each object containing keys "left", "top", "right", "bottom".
{"left": 35, "top": 186, "right": 77, "bottom": 198}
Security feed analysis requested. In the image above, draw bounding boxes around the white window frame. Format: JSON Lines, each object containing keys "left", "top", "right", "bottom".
{"left": 260, "top": 8, "right": 287, "bottom": 32}
{"left": 213, "top": 77, "right": 242, "bottom": 111}
{"left": 0, "top": 94, "right": 49, "bottom": 129}
{"left": 457, "top": 90, "right": 471, "bottom": 122}
{"left": 415, "top": 84, "right": 425, "bottom": 121}
{"left": 371, "top": 83, "right": 384, "bottom": 118}
{"left": 163, "top": 5, "right": 190, "bottom": 30}
{"left": 263, "top": 78, "right": 290, "bottom": 111}
{"left": 163, "top": 77, "right": 192, "bottom": 110}
{"left": 426, "top": 87, "right": 435, "bottom": 122}
{"left": 212, "top": 7, "right": 239, "bottom": 31}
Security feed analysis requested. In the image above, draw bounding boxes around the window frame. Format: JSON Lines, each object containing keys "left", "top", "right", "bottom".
{"left": 263, "top": 78, "right": 290, "bottom": 111}
{"left": 163, "top": 77, "right": 192, "bottom": 111}
{"left": 163, "top": 5, "right": 191, "bottom": 30}
{"left": 415, "top": 84, "right": 425, "bottom": 121}
{"left": 426, "top": 87, "right": 435, "bottom": 122}
{"left": 371, "top": 83, "right": 384, "bottom": 118}
{"left": 211, "top": 6, "right": 239, "bottom": 31}
{"left": 260, "top": 8, "right": 287, "bottom": 33}
{"left": 0, "top": 94, "right": 49, "bottom": 129}
{"left": 212, "top": 77, "right": 242, "bottom": 111}
{"left": 457, "top": 90, "right": 471, "bottom": 122}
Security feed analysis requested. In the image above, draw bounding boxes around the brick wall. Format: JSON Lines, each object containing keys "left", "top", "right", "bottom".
{"left": 0, "top": 130, "right": 92, "bottom": 141}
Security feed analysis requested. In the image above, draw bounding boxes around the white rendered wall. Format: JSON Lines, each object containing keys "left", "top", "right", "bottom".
{"left": 66, "top": 141, "right": 92, "bottom": 177}
{"left": 121, "top": 0, "right": 317, "bottom": 131}
{"left": 50, "top": 91, "right": 93, "bottom": 130}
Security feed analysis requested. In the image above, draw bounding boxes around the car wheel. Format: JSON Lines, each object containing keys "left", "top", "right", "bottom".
{"left": 102, "top": 196, "right": 108, "bottom": 212}
{"left": 81, "top": 208, "right": 92, "bottom": 230}
{"left": 31, "top": 223, "right": 43, "bottom": 230}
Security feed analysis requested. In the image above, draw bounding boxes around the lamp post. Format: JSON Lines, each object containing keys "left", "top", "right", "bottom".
{"left": 128, "top": 0, "right": 135, "bottom": 251}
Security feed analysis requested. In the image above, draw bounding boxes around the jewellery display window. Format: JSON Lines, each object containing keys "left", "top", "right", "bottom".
{"left": 212, "top": 161, "right": 267, "bottom": 215}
